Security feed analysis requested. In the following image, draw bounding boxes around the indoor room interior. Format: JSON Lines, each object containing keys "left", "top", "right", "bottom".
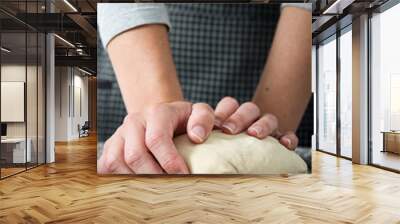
{"left": 0, "top": 0, "right": 97, "bottom": 179}
{"left": 0, "top": 0, "right": 399, "bottom": 223}
{"left": 314, "top": 0, "right": 400, "bottom": 172}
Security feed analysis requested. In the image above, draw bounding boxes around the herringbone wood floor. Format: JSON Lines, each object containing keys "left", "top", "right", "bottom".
{"left": 1, "top": 135, "right": 400, "bottom": 224}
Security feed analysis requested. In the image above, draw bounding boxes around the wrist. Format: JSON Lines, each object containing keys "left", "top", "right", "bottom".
{"left": 124, "top": 76, "right": 184, "bottom": 114}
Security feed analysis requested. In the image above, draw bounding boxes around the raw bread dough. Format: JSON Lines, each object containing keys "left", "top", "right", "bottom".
{"left": 174, "top": 130, "right": 308, "bottom": 174}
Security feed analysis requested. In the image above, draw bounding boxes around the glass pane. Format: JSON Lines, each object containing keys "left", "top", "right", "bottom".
{"left": 1, "top": 31, "right": 27, "bottom": 177}
{"left": 27, "top": 31, "right": 38, "bottom": 169}
{"left": 38, "top": 33, "right": 46, "bottom": 165}
{"left": 26, "top": 0, "right": 38, "bottom": 169}
{"left": 340, "top": 29, "right": 352, "bottom": 158}
{"left": 371, "top": 4, "right": 400, "bottom": 171}
{"left": 0, "top": 1, "right": 46, "bottom": 178}
{"left": 318, "top": 36, "right": 337, "bottom": 154}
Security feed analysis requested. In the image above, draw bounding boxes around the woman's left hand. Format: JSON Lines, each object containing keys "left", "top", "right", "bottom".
{"left": 214, "top": 96, "right": 299, "bottom": 150}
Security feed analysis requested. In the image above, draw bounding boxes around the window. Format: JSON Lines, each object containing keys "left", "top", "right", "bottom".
{"left": 339, "top": 27, "right": 352, "bottom": 158}
{"left": 0, "top": 1, "right": 47, "bottom": 179}
{"left": 317, "top": 35, "right": 337, "bottom": 154}
{"left": 370, "top": 2, "right": 400, "bottom": 171}
{"left": 316, "top": 25, "right": 353, "bottom": 159}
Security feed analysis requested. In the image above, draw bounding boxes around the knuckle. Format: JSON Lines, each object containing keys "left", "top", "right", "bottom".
{"left": 103, "top": 157, "right": 118, "bottom": 172}
{"left": 147, "top": 104, "right": 168, "bottom": 115}
{"left": 122, "top": 114, "right": 146, "bottom": 132}
{"left": 145, "top": 132, "right": 167, "bottom": 151}
{"left": 215, "top": 110, "right": 229, "bottom": 120}
{"left": 266, "top": 113, "right": 278, "bottom": 122}
{"left": 172, "top": 102, "right": 192, "bottom": 118}
{"left": 103, "top": 139, "right": 112, "bottom": 150}
{"left": 231, "top": 112, "right": 246, "bottom": 125}
{"left": 222, "top": 96, "right": 239, "bottom": 107}
{"left": 243, "top": 102, "right": 260, "bottom": 114}
{"left": 123, "top": 113, "right": 136, "bottom": 124}
{"left": 162, "top": 154, "right": 181, "bottom": 172}
{"left": 194, "top": 102, "right": 213, "bottom": 113}
{"left": 194, "top": 107, "right": 214, "bottom": 120}
{"left": 293, "top": 138, "right": 299, "bottom": 146}
{"left": 286, "top": 131, "right": 295, "bottom": 136}
{"left": 264, "top": 114, "right": 279, "bottom": 127}
{"left": 259, "top": 121, "right": 271, "bottom": 134}
{"left": 125, "top": 151, "right": 144, "bottom": 169}
{"left": 291, "top": 133, "right": 299, "bottom": 141}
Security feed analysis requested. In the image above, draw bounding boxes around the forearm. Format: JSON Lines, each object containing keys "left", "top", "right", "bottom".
{"left": 253, "top": 7, "right": 312, "bottom": 133}
{"left": 107, "top": 24, "right": 183, "bottom": 114}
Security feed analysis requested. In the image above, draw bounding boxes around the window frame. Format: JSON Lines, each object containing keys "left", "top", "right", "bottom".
{"left": 315, "top": 21, "right": 353, "bottom": 161}
{"left": 0, "top": 0, "right": 48, "bottom": 180}
{"left": 367, "top": 0, "right": 400, "bottom": 173}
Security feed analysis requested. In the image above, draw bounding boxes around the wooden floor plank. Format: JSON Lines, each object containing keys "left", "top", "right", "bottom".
{"left": 0, "top": 135, "right": 399, "bottom": 223}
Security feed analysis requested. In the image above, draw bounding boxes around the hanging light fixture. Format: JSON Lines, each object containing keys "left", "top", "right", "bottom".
{"left": 1, "top": 47, "right": 11, "bottom": 53}
{"left": 63, "top": 0, "right": 78, "bottom": 12}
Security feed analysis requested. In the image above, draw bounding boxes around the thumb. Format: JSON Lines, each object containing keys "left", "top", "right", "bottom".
{"left": 186, "top": 103, "right": 215, "bottom": 143}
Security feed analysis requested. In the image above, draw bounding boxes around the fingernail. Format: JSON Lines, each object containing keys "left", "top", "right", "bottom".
{"left": 214, "top": 118, "right": 222, "bottom": 127}
{"left": 191, "top": 125, "right": 206, "bottom": 142}
{"left": 249, "top": 126, "right": 262, "bottom": 136}
{"left": 222, "top": 122, "right": 236, "bottom": 133}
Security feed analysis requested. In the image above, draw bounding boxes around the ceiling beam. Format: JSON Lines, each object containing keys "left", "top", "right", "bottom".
{"left": 66, "top": 13, "right": 97, "bottom": 46}
{"left": 55, "top": 55, "right": 96, "bottom": 73}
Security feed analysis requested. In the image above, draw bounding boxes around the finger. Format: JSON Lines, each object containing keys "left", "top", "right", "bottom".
{"left": 271, "top": 129, "right": 284, "bottom": 140}
{"left": 247, "top": 113, "right": 278, "bottom": 139}
{"left": 145, "top": 103, "right": 190, "bottom": 174}
{"left": 187, "top": 103, "right": 215, "bottom": 143}
{"left": 221, "top": 102, "right": 260, "bottom": 134}
{"left": 279, "top": 131, "right": 299, "bottom": 150}
{"left": 123, "top": 115, "right": 163, "bottom": 174}
{"left": 214, "top": 96, "right": 239, "bottom": 128}
{"left": 98, "top": 129, "right": 133, "bottom": 174}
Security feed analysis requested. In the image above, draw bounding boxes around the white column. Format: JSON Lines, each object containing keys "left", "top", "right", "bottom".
{"left": 352, "top": 14, "right": 369, "bottom": 164}
{"left": 46, "top": 32, "right": 55, "bottom": 163}
{"left": 45, "top": 1, "right": 56, "bottom": 163}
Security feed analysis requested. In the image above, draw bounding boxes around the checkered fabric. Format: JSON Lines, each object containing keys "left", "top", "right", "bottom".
{"left": 97, "top": 4, "right": 314, "bottom": 150}
{"left": 97, "top": 39, "right": 126, "bottom": 138}
{"left": 168, "top": 4, "right": 278, "bottom": 108}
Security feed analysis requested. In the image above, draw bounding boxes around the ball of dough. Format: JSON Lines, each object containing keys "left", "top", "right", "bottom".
{"left": 174, "top": 130, "right": 308, "bottom": 174}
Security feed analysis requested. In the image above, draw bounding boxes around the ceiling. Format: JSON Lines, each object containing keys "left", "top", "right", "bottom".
{"left": 0, "top": 0, "right": 394, "bottom": 73}
{"left": 0, "top": 0, "right": 98, "bottom": 74}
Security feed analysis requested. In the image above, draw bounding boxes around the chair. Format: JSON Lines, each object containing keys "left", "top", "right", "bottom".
{"left": 79, "top": 121, "right": 90, "bottom": 138}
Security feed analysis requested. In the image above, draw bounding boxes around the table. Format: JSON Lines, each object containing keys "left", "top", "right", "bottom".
{"left": 1, "top": 138, "right": 32, "bottom": 164}
{"left": 381, "top": 131, "right": 400, "bottom": 155}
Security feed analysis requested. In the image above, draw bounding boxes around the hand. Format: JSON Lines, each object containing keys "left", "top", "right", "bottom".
{"left": 97, "top": 101, "right": 215, "bottom": 174}
{"left": 214, "top": 97, "right": 299, "bottom": 150}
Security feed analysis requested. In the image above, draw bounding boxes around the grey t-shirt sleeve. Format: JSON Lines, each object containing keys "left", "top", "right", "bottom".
{"left": 97, "top": 3, "right": 171, "bottom": 48}
{"left": 281, "top": 3, "right": 312, "bottom": 12}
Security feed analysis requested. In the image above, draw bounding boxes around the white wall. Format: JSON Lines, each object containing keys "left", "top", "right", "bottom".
{"left": 1, "top": 65, "right": 40, "bottom": 138}
{"left": 1, "top": 65, "right": 26, "bottom": 134}
{"left": 55, "top": 66, "right": 69, "bottom": 141}
{"left": 1, "top": 63, "right": 46, "bottom": 164}
{"left": 72, "top": 73, "right": 89, "bottom": 138}
{"left": 54, "top": 67, "right": 89, "bottom": 141}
